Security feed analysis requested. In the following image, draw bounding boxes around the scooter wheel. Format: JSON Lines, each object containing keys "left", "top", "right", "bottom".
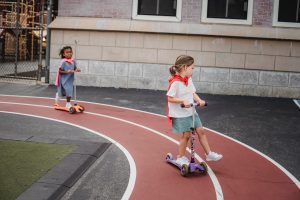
{"left": 69, "top": 107, "right": 76, "bottom": 114}
{"left": 78, "top": 105, "right": 85, "bottom": 112}
{"left": 181, "top": 164, "right": 189, "bottom": 177}
{"left": 199, "top": 162, "right": 208, "bottom": 175}
{"left": 166, "top": 153, "right": 173, "bottom": 160}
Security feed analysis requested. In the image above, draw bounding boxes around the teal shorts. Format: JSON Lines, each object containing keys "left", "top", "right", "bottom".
{"left": 172, "top": 112, "right": 202, "bottom": 133}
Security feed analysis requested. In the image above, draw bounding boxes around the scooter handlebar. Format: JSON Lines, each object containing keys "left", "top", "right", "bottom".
{"left": 180, "top": 102, "right": 208, "bottom": 108}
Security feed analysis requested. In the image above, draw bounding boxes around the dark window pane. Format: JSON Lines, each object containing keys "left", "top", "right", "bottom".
{"left": 138, "top": 0, "right": 158, "bottom": 15}
{"left": 138, "top": 0, "right": 176, "bottom": 16}
{"left": 228, "top": 0, "right": 247, "bottom": 19}
{"left": 208, "top": 0, "right": 227, "bottom": 18}
{"left": 278, "top": 0, "right": 299, "bottom": 23}
{"left": 207, "top": 0, "right": 248, "bottom": 20}
{"left": 159, "top": 0, "right": 177, "bottom": 16}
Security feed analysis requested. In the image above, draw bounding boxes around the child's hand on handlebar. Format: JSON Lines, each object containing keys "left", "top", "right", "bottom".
{"left": 67, "top": 69, "right": 74, "bottom": 74}
{"left": 182, "top": 100, "right": 192, "bottom": 108}
{"left": 198, "top": 100, "right": 206, "bottom": 107}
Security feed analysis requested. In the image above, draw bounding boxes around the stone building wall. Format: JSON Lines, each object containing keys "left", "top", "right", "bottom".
{"left": 49, "top": 28, "right": 300, "bottom": 98}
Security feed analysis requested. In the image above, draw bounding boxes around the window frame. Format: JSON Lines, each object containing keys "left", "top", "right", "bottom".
{"left": 272, "top": 0, "right": 300, "bottom": 28}
{"left": 201, "top": 0, "right": 253, "bottom": 25}
{"left": 132, "top": 0, "right": 182, "bottom": 22}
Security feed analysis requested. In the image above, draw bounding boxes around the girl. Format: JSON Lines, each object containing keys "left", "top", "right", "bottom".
{"left": 167, "top": 55, "right": 222, "bottom": 165}
{"left": 54, "top": 46, "right": 80, "bottom": 108}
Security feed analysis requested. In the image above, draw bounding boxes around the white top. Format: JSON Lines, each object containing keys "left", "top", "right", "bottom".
{"left": 166, "top": 78, "right": 196, "bottom": 118}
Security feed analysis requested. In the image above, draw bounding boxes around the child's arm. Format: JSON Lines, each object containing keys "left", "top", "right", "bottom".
{"left": 59, "top": 68, "right": 74, "bottom": 74}
{"left": 168, "top": 96, "right": 191, "bottom": 107}
{"left": 193, "top": 93, "right": 206, "bottom": 107}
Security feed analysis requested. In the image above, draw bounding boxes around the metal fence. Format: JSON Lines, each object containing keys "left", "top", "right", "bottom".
{"left": 0, "top": 0, "right": 45, "bottom": 81}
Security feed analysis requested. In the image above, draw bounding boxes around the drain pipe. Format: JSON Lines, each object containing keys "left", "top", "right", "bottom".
{"left": 45, "top": 0, "right": 53, "bottom": 83}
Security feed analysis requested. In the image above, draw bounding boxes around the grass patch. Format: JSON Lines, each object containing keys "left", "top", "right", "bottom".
{"left": 0, "top": 139, "right": 76, "bottom": 200}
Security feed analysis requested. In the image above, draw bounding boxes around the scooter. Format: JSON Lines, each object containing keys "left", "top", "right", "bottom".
{"left": 54, "top": 40, "right": 85, "bottom": 114}
{"left": 166, "top": 102, "right": 208, "bottom": 177}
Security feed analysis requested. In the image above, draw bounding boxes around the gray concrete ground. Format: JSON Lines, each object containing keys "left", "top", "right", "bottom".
{"left": 0, "top": 82, "right": 299, "bottom": 199}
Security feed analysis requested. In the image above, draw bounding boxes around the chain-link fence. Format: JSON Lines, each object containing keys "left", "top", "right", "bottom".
{"left": 0, "top": 0, "right": 45, "bottom": 81}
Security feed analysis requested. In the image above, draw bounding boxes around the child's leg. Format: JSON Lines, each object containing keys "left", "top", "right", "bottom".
{"left": 196, "top": 127, "right": 211, "bottom": 155}
{"left": 66, "top": 96, "right": 71, "bottom": 108}
{"left": 178, "top": 132, "right": 191, "bottom": 158}
{"left": 196, "top": 127, "right": 223, "bottom": 161}
{"left": 55, "top": 92, "right": 60, "bottom": 104}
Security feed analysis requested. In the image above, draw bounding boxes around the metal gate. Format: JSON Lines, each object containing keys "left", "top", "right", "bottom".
{"left": 0, "top": 0, "right": 45, "bottom": 81}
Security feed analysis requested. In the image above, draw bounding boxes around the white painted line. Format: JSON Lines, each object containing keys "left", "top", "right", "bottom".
{"left": 0, "top": 110, "right": 136, "bottom": 200}
{"left": 0, "top": 100, "right": 224, "bottom": 200}
{"left": 293, "top": 99, "right": 300, "bottom": 109}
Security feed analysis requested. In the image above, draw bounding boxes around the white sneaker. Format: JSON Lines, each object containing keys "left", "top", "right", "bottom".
{"left": 176, "top": 156, "right": 190, "bottom": 166}
{"left": 206, "top": 152, "right": 223, "bottom": 161}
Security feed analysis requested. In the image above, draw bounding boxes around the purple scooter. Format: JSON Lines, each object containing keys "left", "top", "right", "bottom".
{"left": 166, "top": 102, "right": 208, "bottom": 177}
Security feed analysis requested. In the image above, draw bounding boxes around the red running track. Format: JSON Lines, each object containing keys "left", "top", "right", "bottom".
{"left": 0, "top": 95, "right": 299, "bottom": 200}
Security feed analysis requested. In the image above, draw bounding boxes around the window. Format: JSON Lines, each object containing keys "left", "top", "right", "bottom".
{"left": 132, "top": 0, "right": 182, "bottom": 22}
{"left": 273, "top": 0, "right": 300, "bottom": 27}
{"left": 202, "top": 0, "right": 253, "bottom": 25}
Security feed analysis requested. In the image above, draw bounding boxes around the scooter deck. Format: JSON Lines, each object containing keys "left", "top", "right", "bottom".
{"left": 166, "top": 154, "right": 207, "bottom": 175}
{"left": 54, "top": 104, "right": 69, "bottom": 112}
{"left": 166, "top": 158, "right": 183, "bottom": 169}
{"left": 53, "top": 104, "right": 84, "bottom": 114}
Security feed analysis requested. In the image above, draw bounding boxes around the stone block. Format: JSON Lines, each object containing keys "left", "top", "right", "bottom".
{"left": 116, "top": 32, "right": 130, "bottom": 47}
{"left": 289, "top": 73, "right": 300, "bottom": 88}
{"left": 259, "top": 71, "right": 289, "bottom": 87}
{"left": 261, "top": 40, "right": 291, "bottom": 56}
{"left": 50, "top": 44, "right": 63, "bottom": 59}
{"left": 115, "top": 62, "right": 129, "bottom": 76}
{"left": 112, "top": 76, "right": 128, "bottom": 88}
{"left": 63, "top": 30, "right": 89, "bottom": 45}
{"left": 129, "top": 48, "right": 157, "bottom": 63}
{"left": 77, "top": 45, "right": 102, "bottom": 60}
{"left": 173, "top": 35, "right": 202, "bottom": 51}
{"left": 230, "top": 69, "right": 259, "bottom": 85}
{"left": 143, "top": 63, "right": 169, "bottom": 78}
{"left": 200, "top": 67, "right": 229, "bottom": 83}
{"left": 76, "top": 74, "right": 100, "bottom": 87}
{"left": 157, "top": 49, "right": 186, "bottom": 64}
{"left": 156, "top": 78, "right": 169, "bottom": 91}
{"left": 128, "top": 77, "right": 156, "bottom": 90}
{"left": 193, "top": 81, "right": 214, "bottom": 94}
{"left": 216, "top": 53, "right": 245, "bottom": 68}
{"left": 89, "top": 61, "right": 115, "bottom": 75}
{"left": 202, "top": 37, "right": 231, "bottom": 52}
{"left": 144, "top": 33, "right": 172, "bottom": 49}
{"left": 272, "top": 87, "right": 300, "bottom": 98}
{"left": 187, "top": 51, "right": 215, "bottom": 67}
{"left": 128, "top": 63, "right": 143, "bottom": 77}
{"left": 232, "top": 38, "right": 262, "bottom": 54}
{"left": 76, "top": 60, "right": 89, "bottom": 74}
{"left": 102, "top": 47, "right": 129, "bottom": 62}
{"left": 275, "top": 56, "right": 300, "bottom": 72}
{"left": 242, "top": 85, "right": 273, "bottom": 97}
{"left": 245, "top": 55, "right": 275, "bottom": 70}
{"left": 129, "top": 33, "right": 144, "bottom": 48}
{"left": 51, "top": 30, "right": 64, "bottom": 45}
{"left": 291, "top": 42, "right": 300, "bottom": 57}
{"left": 89, "top": 31, "right": 116, "bottom": 46}
{"left": 50, "top": 59, "right": 61, "bottom": 72}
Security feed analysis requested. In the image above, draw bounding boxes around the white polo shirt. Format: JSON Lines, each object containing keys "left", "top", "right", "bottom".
{"left": 166, "top": 78, "right": 196, "bottom": 118}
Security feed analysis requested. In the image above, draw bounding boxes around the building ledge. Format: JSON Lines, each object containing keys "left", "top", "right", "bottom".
{"left": 49, "top": 17, "right": 300, "bottom": 41}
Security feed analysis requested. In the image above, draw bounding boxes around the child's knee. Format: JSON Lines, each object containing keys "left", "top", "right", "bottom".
{"left": 182, "top": 132, "right": 191, "bottom": 140}
{"left": 196, "top": 127, "right": 206, "bottom": 136}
